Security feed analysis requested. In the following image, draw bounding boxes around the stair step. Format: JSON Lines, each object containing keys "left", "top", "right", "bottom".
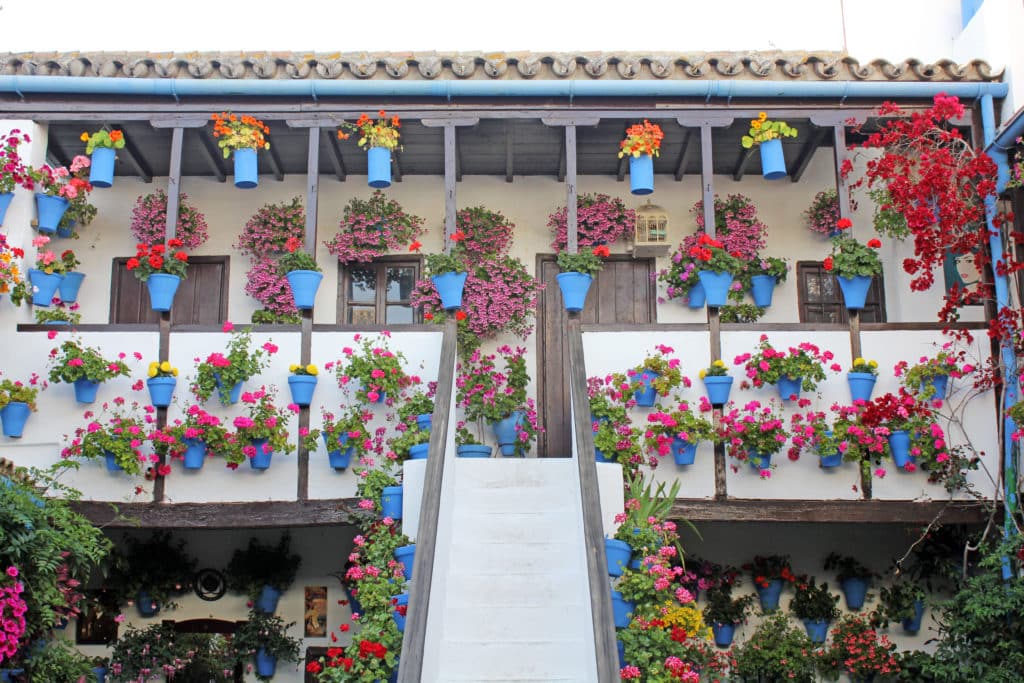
{"left": 451, "top": 512, "right": 580, "bottom": 544}
{"left": 447, "top": 542, "right": 583, "bottom": 574}
{"left": 453, "top": 488, "right": 576, "bottom": 514}
{"left": 443, "top": 572, "right": 586, "bottom": 608}
{"left": 441, "top": 606, "right": 590, "bottom": 641}
{"left": 435, "top": 640, "right": 589, "bottom": 678}
{"left": 453, "top": 458, "right": 577, "bottom": 489}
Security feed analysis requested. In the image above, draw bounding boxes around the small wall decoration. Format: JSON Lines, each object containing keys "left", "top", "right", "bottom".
{"left": 304, "top": 585, "right": 328, "bottom": 637}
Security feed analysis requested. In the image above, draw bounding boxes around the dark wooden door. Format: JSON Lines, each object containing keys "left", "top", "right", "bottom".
{"left": 537, "top": 255, "right": 655, "bottom": 457}
{"left": 110, "top": 256, "right": 229, "bottom": 325}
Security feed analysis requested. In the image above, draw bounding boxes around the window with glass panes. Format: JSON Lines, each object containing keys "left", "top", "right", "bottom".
{"left": 796, "top": 262, "right": 886, "bottom": 323}
{"left": 338, "top": 257, "right": 420, "bottom": 324}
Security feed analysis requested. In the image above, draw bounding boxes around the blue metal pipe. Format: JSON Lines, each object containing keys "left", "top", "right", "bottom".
{"left": 0, "top": 74, "right": 1010, "bottom": 101}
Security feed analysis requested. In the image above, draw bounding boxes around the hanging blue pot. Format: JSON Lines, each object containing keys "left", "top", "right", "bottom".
{"left": 381, "top": 485, "right": 403, "bottom": 520}
{"left": 922, "top": 375, "right": 949, "bottom": 402}
{"left": 840, "top": 577, "right": 869, "bottom": 610}
{"left": 848, "top": 372, "right": 876, "bottom": 403}
{"left": 593, "top": 415, "right": 613, "bottom": 463}
{"left": 57, "top": 271, "right": 85, "bottom": 303}
{"left": 287, "top": 374, "right": 317, "bottom": 406}
{"left": 0, "top": 192, "right": 13, "bottom": 225}
{"left": 750, "top": 274, "right": 777, "bottom": 307}
{"left": 35, "top": 193, "right": 69, "bottom": 233}
{"left": 254, "top": 648, "right": 277, "bottom": 678}
{"left": 634, "top": 369, "right": 659, "bottom": 407}
{"left": 756, "top": 579, "right": 784, "bottom": 610}
{"left": 213, "top": 374, "right": 244, "bottom": 405}
{"left": 616, "top": 639, "right": 626, "bottom": 669}
{"left": 104, "top": 451, "right": 123, "bottom": 472}
{"left": 344, "top": 584, "right": 362, "bottom": 616}
{"left": 408, "top": 443, "right": 429, "bottom": 460}
{"left": 686, "top": 281, "right": 706, "bottom": 309}
{"left": 255, "top": 585, "right": 282, "bottom": 614}
{"left": 819, "top": 450, "right": 843, "bottom": 468}
{"left": 492, "top": 411, "right": 525, "bottom": 456}
{"left": 457, "top": 444, "right": 492, "bottom": 458}
{"left": 671, "top": 437, "right": 697, "bottom": 466}
{"left": 367, "top": 147, "right": 392, "bottom": 188}
{"left": 416, "top": 413, "right": 432, "bottom": 432}
{"left": 556, "top": 272, "right": 592, "bottom": 313}
{"left": 250, "top": 438, "right": 273, "bottom": 470}
{"left": 749, "top": 451, "right": 773, "bottom": 472}
{"left": 147, "top": 376, "right": 176, "bottom": 408}
{"left": 92, "top": 667, "right": 108, "bottom": 683}
{"left": 803, "top": 618, "right": 830, "bottom": 644}
{"left": 182, "top": 438, "right": 207, "bottom": 469}
{"left": 392, "top": 593, "right": 409, "bottom": 632}
{"left": 777, "top": 376, "right": 803, "bottom": 401}
{"left": 628, "top": 153, "right": 654, "bottom": 195}
{"left": 888, "top": 430, "right": 914, "bottom": 468}
{"left": 286, "top": 269, "right": 323, "bottom": 310}
{"left": 759, "top": 138, "right": 787, "bottom": 180}
{"left": 146, "top": 273, "right": 180, "bottom": 312}
{"left": 28, "top": 268, "right": 62, "bottom": 306}
{"left": 233, "top": 148, "right": 258, "bottom": 189}
{"left": 0, "top": 670, "right": 25, "bottom": 683}
{"left": 73, "top": 377, "right": 100, "bottom": 404}
{"left": 902, "top": 599, "right": 925, "bottom": 634}
{"left": 323, "top": 431, "right": 353, "bottom": 470}
{"left": 56, "top": 219, "right": 76, "bottom": 239}
{"left": 697, "top": 270, "right": 734, "bottom": 308}
{"left": 136, "top": 590, "right": 160, "bottom": 617}
{"left": 89, "top": 147, "right": 116, "bottom": 188}
{"left": 703, "top": 375, "right": 733, "bottom": 406}
{"left": 712, "top": 622, "right": 736, "bottom": 648}
{"left": 837, "top": 275, "right": 872, "bottom": 310}
{"left": 610, "top": 589, "right": 634, "bottom": 628}
{"left": 0, "top": 402, "right": 31, "bottom": 438}
{"left": 605, "top": 539, "right": 632, "bottom": 577}
{"left": 394, "top": 544, "right": 416, "bottom": 581}
{"left": 431, "top": 271, "right": 468, "bottom": 311}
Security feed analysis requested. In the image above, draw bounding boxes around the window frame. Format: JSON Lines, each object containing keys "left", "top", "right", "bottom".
{"left": 336, "top": 255, "right": 422, "bottom": 326}
{"left": 795, "top": 261, "right": 886, "bottom": 324}
{"left": 109, "top": 255, "right": 230, "bottom": 325}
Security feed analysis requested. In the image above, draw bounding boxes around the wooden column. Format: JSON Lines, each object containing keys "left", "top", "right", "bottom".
{"left": 566, "top": 125, "right": 578, "bottom": 254}
{"left": 297, "top": 127, "right": 319, "bottom": 501}
{"left": 444, "top": 125, "right": 456, "bottom": 248}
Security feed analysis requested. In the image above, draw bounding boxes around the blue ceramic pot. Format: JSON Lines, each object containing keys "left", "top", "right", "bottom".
{"left": 254, "top": 585, "right": 281, "bottom": 613}
{"left": 182, "top": 438, "right": 206, "bottom": 470}
{"left": 233, "top": 148, "right": 258, "bottom": 189}
{"left": 777, "top": 376, "right": 803, "bottom": 401}
{"left": 57, "top": 271, "right": 85, "bottom": 303}
{"left": 147, "top": 376, "right": 176, "bottom": 408}
{"left": 254, "top": 648, "right": 276, "bottom": 677}
{"left": 492, "top": 411, "right": 525, "bottom": 456}
{"left": 367, "top": 147, "right": 392, "bottom": 188}
{"left": 0, "top": 402, "right": 30, "bottom": 438}
{"left": 35, "top": 193, "right": 69, "bottom": 233}
{"left": 841, "top": 577, "right": 869, "bottom": 610}
{"left": 456, "top": 444, "right": 492, "bottom": 458}
{"left": 394, "top": 544, "right": 416, "bottom": 581}
{"left": 902, "top": 599, "right": 925, "bottom": 634}
{"left": 610, "top": 589, "right": 634, "bottom": 628}
{"left": 712, "top": 622, "right": 736, "bottom": 648}
{"left": 431, "top": 271, "right": 468, "bottom": 311}
{"left": 703, "top": 375, "right": 733, "bottom": 405}
{"left": 756, "top": 578, "right": 783, "bottom": 610}
{"left": 89, "top": 147, "right": 116, "bottom": 187}
{"left": 750, "top": 274, "right": 777, "bottom": 307}
{"left": 634, "top": 369, "right": 659, "bottom": 407}
{"left": 408, "top": 443, "right": 429, "bottom": 460}
{"left": 837, "top": 275, "right": 871, "bottom": 310}
{"left": 146, "top": 273, "right": 180, "bottom": 312}
{"left": 759, "top": 138, "right": 786, "bottom": 179}
{"left": 556, "top": 271, "right": 592, "bottom": 313}
{"left": 803, "top": 618, "right": 830, "bottom": 643}
{"left": 889, "top": 430, "right": 914, "bottom": 469}
{"left": 628, "top": 153, "right": 654, "bottom": 195}
{"left": 848, "top": 372, "right": 876, "bottom": 403}
{"left": 686, "top": 281, "right": 706, "bottom": 309}
{"left": 286, "top": 269, "right": 323, "bottom": 310}
{"left": 391, "top": 593, "right": 409, "bottom": 632}
{"left": 73, "top": 377, "right": 101, "bottom": 404}
{"left": 28, "top": 268, "right": 62, "bottom": 306}
{"left": 381, "top": 485, "right": 403, "bottom": 520}
{"left": 697, "top": 270, "right": 734, "bottom": 308}
{"left": 604, "top": 539, "right": 632, "bottom": 577}
{"left": 416, "top": 413, "right": 432, "bottom": 432}
{"left": 671, "top": 437, "right": 697, "bottom": 466}
{"left": 0, "top": 192, "right": 13, "bottom": 226}
{"left": 250, "top": 438, "right": 273, "bottom": 470}
{"left": 287, "top": 374, "right": 317, "bottom": 406}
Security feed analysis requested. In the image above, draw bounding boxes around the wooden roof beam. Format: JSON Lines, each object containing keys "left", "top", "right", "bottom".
{"left": 109, "top": 123, "right": 153, "bottom": 183}
{"left": 790, "top": 128, "right": 829, "bottom": 183}
{"left": 46, "top": 137, "right": 70, "bottom": 169}
{"left": 321, "top": 128, "right": 346, "bottom": 182}
{"left": 196, "top": 129, "right": 227, "bottom": 183}
{"left": 732, "top": 148, "right": 754, "bottom": 181}
{"left": 673, "top": 130, "right": 692, "bottom": 181}
{"left": 265, "top": 142, "right": 285, "bottom": 181}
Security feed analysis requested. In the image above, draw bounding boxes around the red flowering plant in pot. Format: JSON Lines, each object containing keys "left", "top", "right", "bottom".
{"left": 126, "top": 239, "right": 190, "bottom": 312}
{"left": 735, "top": 334, "right": 840, "bottom": 400}
{"left": 818, "top": 614, "right": 900, "bottom": 680}
{"left": 894, "top": 343, "right": 976, "bottom": 404}
{"left": 152, "top": 404, "right": 236, "bottom": 468}
{"left": 742, "top": 554, "right": 797, "bottom": 611}
{"left": 627, "top": 344, "right": 689, "bottom": 407}
{"left": 643, "top": 399, "right": 717, "bottom": 467}
{"left": 822, "top": 218, "right": 884, "bottom": 309}
{"left": 717, "top": 399, "right": 790, "bottom": 478}
{"left": 548, "top": 192, "right": 635, "bottom": 250}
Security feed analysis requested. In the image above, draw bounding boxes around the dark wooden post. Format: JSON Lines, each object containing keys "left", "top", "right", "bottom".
{"left": 296, "top": 127, "right": 319, "bottom": 501}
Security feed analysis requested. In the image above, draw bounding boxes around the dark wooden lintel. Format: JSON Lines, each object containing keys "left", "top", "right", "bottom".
{"left": 671, "top": 499, "right": 990, "bottom": 524}
{"left": 322, "top": 128, "right": 346, "bottom": 181}
{"left": 196, "top": 129, "right": 227, "bottom": 183}
{"left": 732, "top": 148, "right": 754, "bottom": 181}
{"left": 73, "top": 498, "right": 362, "bottom": 529}
{"left": 674, "top": 130, "right": 691, "bottom": 181}
{"left": 790, "top": 128, "right": 829, "bottom": 183}
{"left": 265, "top": 142, "right": 285, "bottom": 181}
{"left": 110, "top": 123, "right": 153, "bottom": 183}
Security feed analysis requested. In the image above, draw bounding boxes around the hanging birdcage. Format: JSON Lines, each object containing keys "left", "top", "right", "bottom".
{"left": 632, "top": 202, "right": 670, "bottom": 257}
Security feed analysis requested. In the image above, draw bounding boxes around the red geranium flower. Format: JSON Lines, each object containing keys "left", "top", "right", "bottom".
{"left": 455, "top": 310, "right": 467, "bottom": 321}
{"left": 592, "top": 245, "right": 610, "bottom": 258}
{"left": 836, "top": 217, "right": 853, "bottom": 230}
{"left": 867, "top": 238, "right": 882, "bottom": 248}
{"left": 409, "top": 240, "right": 423, "bottom": 252}
{"left": 823, "top": 256, "right": 834, "bottom": 271}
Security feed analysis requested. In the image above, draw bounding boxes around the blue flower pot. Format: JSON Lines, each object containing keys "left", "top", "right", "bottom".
{"left": 888, "top": 430, "right": 914, "bottom": 469}
{"left": 182, "top": 438, "right": 207, "bottom": 469}
{"left": 287, "top": 374, "right": 317, "bottom": 406}
{"left": 0, "top": 192, "right": 13, "bottom": 225}
{"left": 457, "top": 444, "right": 492, "bottom": 458}
{"left": 146, "top": 273, "right": 180, "bottom": 312}
{"left": 749, "top": 451, "right": 773, "bottom": 472}
{"left": 616, "top": 639, "right": 626, "bottom": 669}
{"left": 431, "top": 271, "right": 468, "bottom": 311}
{"left": 610, "top": 589, "right": 634, "bottom": 628}
{"left": 686, "top": 281, "right": 706, "bottom": 309}
{"left": 922, "top": 375, "right": 949, "bottom": 402}
{"left": 136, "top": 590, "right": 160, "bottom": 617}
{"left": 837, "top": 275, "right": 872, "bottom": 310}
{"left": 255, "top": 648, "right": 276, "bottom": 677}
{"left": 556, "top": 272, "right": 592, "bottom": 313}
{"left": 392, "top": 593, "right": 409, "bottom": 632}
{"left": 634, "top": 369, "right": 659, "bottom": 407}
{"left": 56, "top": 219, "right": 76, "bottom": 239}
{"left": 628, "top": 153, "right": 654, "bottom": 195}
{"left": 0, "top": 402, "right": 31, "bottom": 438}
{"left": 344, "top": 584, "right": 362, "bottom": 615}
{"left": 367, "top": 147, "right": 392, "bottom": 188}
{"left": 286, "top": 269, "right": 323, "bottom": 310}
{"left": 605, "top": 539, "right": 632, "bottom": 577}
{"left": 213, "top": 374, "right": 244, "bottom": 405}
{"left": 73, "top": 377, "right": 100, "bottom": 404}
{"left": 777, "top": 376, "right": 803, "bottom": 401}
{"left": 250, "top": 438, "right": 273, "bottom": 470}
{"left": 323, "top": 431, "right": 354, "bottom": 469}
{"left": 147, "top": 376, "right": 176, "bottom": 408}
{"left": 57, "top": 271, "right": 85, "bottom": 303}
{"left": 408, "top": 443, "right": 429, "bottom": 460}
{"left": 89, "top": 147, "right": 116, "bottom": 188}
{"left": 671, "top": 437, "right": 697, "bottom": 466}
{"left": 394, "top": 544, "right": 416, "bottom": 581}
{"left": 804, "top": 618, "right": 830, "bottom": 643}
{"left": 381, "top": 485, "right": 403, "bottom": 520}
{"left": 416, "top": 413, "right": 432, "bottom": 432}
{"left": 819, "top": 451, "right": 843, "bottom": 468}
{"left": 848, "top": 372, "right": 876, "bottom": 403}
{"left": 712, "top": 622, "right": 736, "bottom": 648}
{"left": 93, "top": 667, "right": 108, "bottom": 683}
{"left": 28, "top": 268, "right": 62, "bottom": 306}
{"left": 902, "top": 599, "right": 925, "bottom": 634}
{"left": 35, "top": 193, "right": 69, "bottom": 233}
{"left": 759, "top": 138, "right": 787, "bottom": 180}
{"left": 593, "top": 415, "right": 613, "bottom": 463}
{"left": 750, "top": 274, "right": 777, "bottom": 307}
{"left": 492, "top": 411, "right": 525, "bottom": 456}
{"left": 756, "top": 579, "right": 784, "bottom": 610}
{"left": 254, "top": 585, "right": 281, "bottom": 614}
{"left": 703, "top": 375, "right": 733, "bottom": 406}
{"left": 0, "top": 670, "right": 25, "bottom": 683}
{"left": 697, "top": 270, "right": 734, "bottom": 308}
{"left": 233, "top": 148, "right": 258, "bottom": 189}
{"left": 104, "top": 451, "right": 123, "bottom": 472}
{"left": 841, "top": 577, "right": 869, "bottom": 610}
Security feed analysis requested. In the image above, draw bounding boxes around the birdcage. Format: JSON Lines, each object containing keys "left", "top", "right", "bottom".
{"left": 632, "top": 202, "right": 670, "bottom": 257}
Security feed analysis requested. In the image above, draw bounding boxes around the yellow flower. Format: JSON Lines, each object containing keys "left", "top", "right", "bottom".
{"left": 869, "top": 360, "right": 878, "bottom": 368}
{"left": 306, "top": 364, "right": 318, "bottom": 376}
{"left": 160, "top": 361, "right": 172, "bottom": 373}
{"left": 854, "top": 357, "right": 865, "bottom": 366}
{"left": 80, "top": 132, "right": 89, "bottom": 142}
{"left": 759, "top": 111, "right": 767, "bottom": 121}
{"left": 698, "top": 369, "right": 707, "bottom": 379}
{"left": 289, "top": 364, "right": 299, "bottom": 373}
{"left": 713, "top": 360, "right": 726, "bottom": 368}
{"left": 147, "top": 367, "right": 158, "bottom": 378}
{"left": 172, "top": 368, "right": 179, "bottom": 377}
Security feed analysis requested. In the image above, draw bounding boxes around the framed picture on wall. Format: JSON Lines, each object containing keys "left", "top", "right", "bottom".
{"left": 943, "top": 247, "right": 983, "bottom": 305}
{"left": 304, "top": 585, "right": 328, "bottom": 638}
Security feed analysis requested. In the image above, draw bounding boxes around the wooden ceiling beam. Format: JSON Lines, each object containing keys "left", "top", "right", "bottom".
{"left": 196, "top": 129, "right": 227, "bottom": 183}
{"left": 673, "top": 130, "right": 691, "bottom": 181}
{"left": 321, "top": 128, "right": 346, "bottom": 181}
{"left": 790, "top": 128, "right": 830, "bottom": 183}
{"left": 265, "top": 141, "right": 285, "bottom": 181}
{"left": 732, "top": 148, "right": 754, "bottom": 181}
{"left": 505, "top": 121, "right": 514, "bottom": 183}
{"left": 109, "top": 123, "right": 153, "bottom": 183}
{"left": 392, "top": 149, "right": 403, "bottom": 183}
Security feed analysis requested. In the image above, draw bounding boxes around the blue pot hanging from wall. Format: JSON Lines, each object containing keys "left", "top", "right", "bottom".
{"left": 367, "top": 147, "right": 392, "bottom": 188}
{"left": 324, "top": 432, "right": 354, "bottom": 470}
{"left": 250, "top": 438, "right": 273, "bottom": 470}
{"left": 759, "top": 138, "right": 787, "bottom": 179}
{"left": 749, "top": 451, "right": 773, "bottom": 472}
{"left": 837, "top": 275, "right": 871, "bottom": 310}
{"left": 408, "top": 443, "right": 429, "bottom": 460}
{"left": 287, "top": 375, "right": 317, "bottom": 407}
{"left": 147, "top": 376, "right": 176, "bottom": 408}
{"left": 0, "top": 402, "right": 31, "bottom": 438}
{"left": 712, "top": 623, "right": 736, "bottom": 648}
{"left": 28, "top": 269, "right": 62, "bottom": 306}
{"left": 610, "top": 590, "right": 634, "bottom": 628}
{"left": 556, "top": 272, "right": 592, "bottom": 312}
{"left": 697, "top": 270, "right": 734, "bottom": 307}
{"left": 0, "top": 192, "right": 13, "bottom": 225}
{"left": 604, "top": 539, "right": 632, "bottom": 577}
{"left": 847, "top": 372, "right": 876, "bottom": 403}
{"left": 431, "top": 271, "right": 468, "bottom": 311}
{"left": 394, "top": 544, "right": 416, "bottom": 580}
{"left": 492, "top": 411, "right": 525, "bottom": 456}
{"left": 888, "top": 430, "right": 914, "bottom": 468}
{"left": 921, "top": 375, "right": 949, "bottom": 402}
{"left": 35, "top": 193, "right": 69, "bottom": 233}
{"left": 73, "top": 378, "right": 100, "bottom": 404}
{"left": 686, "top": 282, "right": 706, "bottom": 309}
{"left": 750, "top": 275, "right": 777, "bottom": 307}
{"left": 182, "top": 438, "right": 207, "bottom": 469}
{"left": 146, "top": 273, "right": 181, "bottom": 312}
{"left": 254, "top": 585, "right": 282, "bottom": 614}
{"left": 670, "top": 438, "right": 697, "bottom": 466}
{"left": 803, "top": 619, "right": 830, "bottom": 643}
{"left": 756, "top": 578, "right": 783, "bottom": 610}
{"left": 633, "top": 369, "right": 659, "bottom": 407}
{"left": 381, "top": 485, "right": 403, "bottom": 520}
{"left": 629, "top": 153, "right": 654, "bottom": 195}
{"left": 776, "top": 376, "right": 803, "bottom": 401}
{"left": 703, "top": 375, "right": 733, "bottom": 406}
{"left": 57, "top": 271, "right": 85, "bottom": 303}
{"left": 841, "top": 577, "right": 869, "bottom": 610}
{"left": 233, "top": 148, "right": 258, "bottom": 189}
{"left": 254, "top": 649, "right": 277, "bottom": 678}
{"left": 286, "top": 269, "right": 323, "bottom": 310}
{"left": 89, "top": 147, "right": 116, "bottom": 188}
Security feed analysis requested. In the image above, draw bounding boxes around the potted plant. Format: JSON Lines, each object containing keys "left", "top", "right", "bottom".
{"left": 731, "top": 612, "right": 819, "bottom": 682}
{"left": 657, "top": 246, "right": 704, "bottom": 308}
{"left": 643, "top": 400, "right": 716, "bottom": 466}
{"left": 420, "top": 235, "right": 470, "bottom": 312}
{"left": 236, "top": 196, "right": 305, "bottom": 258}
{"left": 399, "top": 388, "right": 436, "bottom": 433}
{"left": 618, "top": 119, "right": 664, "bottom": 195}
{"left": 334, "top": 334, "right": 413, "bottom": 406}
{"left": 125, "top": 239, "right": 190, "bottom": 312}
{"left": 34, "top": 301, "right": 80, "bottom": 325}
{"left": 193, "top": 323, "right": 274, "bottom": 405}
{"left": 587, "top": 375, "right": 642, "bottom": 470}
{"left": 875, "top": 580, "right": 927, "bottom": 634}
{"left": 859, "top": 390, "right": 947, "bottom": 473}
{"left": 304, "top": 406, "right": 374, "bottom": 470}
{"left": 90, "top": 656, "right": 109, "bottom": 683}
{"left": 453, "top": 205, "right": 518, "bottom": 259}
{"left": 109, "top": 623, "right": 195, "bottom": 680}
{"left": 823, "top": 218, "right": 883, "bottom": 309}
{"left": 788, "top": 409, "right": 846, "bottom": 468}
{"left": 718, "top": 400, "right": 790, "bottom": 475}
{"left": 155, "top": 403, "right": 236, "bottom": 470}
{"left": 743, "top": 554, "right": 796, "bottom": 611}
{"left": 895, "top": 345, "right": 974, "bottom": 403}
{"left": 743, "top": 255, "right": 788, "bottom": 308}
{"left": 80, "top": 128, "right": 125, "bottom": 188}
{"left": 110, "top": 532, "right": 196, "bottom": 617}
{"left": 612, "top": 475, "right": 681, "bottom": 566}
{"left": 0, "top": 377, "right": 41, "bottom": 438}
{"left": 386, "top": 419, "right": 430, "bottom": 463}
{"left": 0, "top": 234, "right": 27, "bottom": 305}
{"left": 819, "top": 614, "right": 901, "bottom": 680}
{"left": 47, "top": 339, "right": 130, "bottom": 403}
{"left": 232, "top": 612, "right": 302, "bottom": 681}
{"left": 337, "top": 110, "right": 402, "bottom": 188}
{"left": 0, "top": 129, "right": 33, "bottom": 225}
{"left": 129, "top": 190, "right": 209, "bottom": 248}
{"left": 699, "top": 359, "right": 733, "bottom": 406}
{"left": 825, "top": 552, "right": 875, "bottom": 610}
{"left": 703, "top": 586, "right": 756, "bottom": 648}
{"left": 687, "top": 233, "right": 742, "bottom": 307}
{"left": 55, "top": 248, "right": 85, "bottom": 302}
{"left": 226, "top": 534, "right": 301, "bottom": 614}
{"left": 25, "top": 157, "right": 91, "bottom": 233}
{"left": 324, "top": 191, "right": 425, "bottom": 264}
{"left": 804, "top": 188, "right": 842, "bottom": 238}
{"left": 741, "top": 111, "right": 799, "bottom": 179}
{"left": 52, "top": 157, "right": 97, "bottom": 239}
{"left": 456, "top": 345, "right": 540, "bottom": 457}
{"left": 210, "top": 112, "right": 270, "bottom": 188}
{"left": 848, "top": 356, "right": 879, "bottom": 403}
{"left": 287, "top": 362, "right": 318, "bottom": 407}
{"left": 555, "top": 245, "right": 607, "bottom": 312}
{"left": 548, "top": 192, "right": 635, "bottom": 250}
{"left": 232, "top": 387, "right": 296, "bottom": 470}
{"left": 278, "top": 235, "right": 322, "bottom": 310}
{"left": 27, "top": 234, "right": 67, "bottom": 306}
{"left": 25, "top": 638, "right": 97, "bottom": 682}
{"left": 61, "top": 400, "right": 154, "bottom": 475}
{"left": 145, "top": 359, "right": 178, "bottom": 407}
{"left": 629, "top": 344, "right": 688, "bottom": 408}
{"left": 789, "top": 575, "right": 840, "bottom": 643}
{"left": 737, "top": 334, "right": 840, "bottom": 400}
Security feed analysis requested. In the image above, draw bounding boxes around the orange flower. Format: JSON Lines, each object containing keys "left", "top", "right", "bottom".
{"left": 79, "top": 132, "right": 89, "bottom": 142}
{"left": 109, "top": 130, "right": 123, "bottom": 142}
{"left": 378, "top": 110, "right": 387, "bottom": 117}
{"left": 337, "top": 130, "right": 350, "bottom": 140}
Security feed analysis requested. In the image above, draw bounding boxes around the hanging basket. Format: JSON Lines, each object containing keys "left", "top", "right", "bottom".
{"left": 286, "top": 269, "right": 323, "bottom": 310}
{"left": 57, "top": 272, "right": 86, "bottom": 303}
{"left": 28, "top": 268, "right": 62, "bottom": 307}
{"left": 628, "top": 153, "right": 654, "bottom": 195}
{"left": 89, "top": 147, "right": 116, "bottom": 188}
{"left": 697, "top": 270, "right": 734, "bottom": 307}
{"left": 146, "top": 273, "right": 181, "bottom": 312}
{"left": 233, "top": 148, "right": 258, "bottom": 189}
{"left": 35, "top": 193, "right": 70, "bottom": 233}
{"left": 759, "top": 138, "right": 787, "bottom": 180}
{"left": 431, "top": 271, "right": 468, "bottom": 311}
{"left": 367, "top": 147, "right": 392, "bottom": 188}
{"left": 837, "top": 275, "right": 871, "bottom": 310}
{"left": 556, "top": 272, "right": 592, "bottom": 313}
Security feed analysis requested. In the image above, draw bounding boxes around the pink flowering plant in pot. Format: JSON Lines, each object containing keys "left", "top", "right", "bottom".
{"left": 325, "top": 191, "right": 425, "bottom": 263}
{"left": 803, "top": 188, "right": 841, "bottom": 237}
{"left": 717, "top": 399, "right": 790, "bottom": 477}
{"left": 27, "top": 156, "right": 93, "bottom": 201}
{"left": 153, "top": 404, "right": 236, "bottom": 464}
{"left": 129, "top": 190, "right": 209, "bottom": 248}
{"left": 236, "top": 196, "right": 305, "bottom": 257}
{"left": 331, "top": 332, "right": 415, "bottom": 405}
{"left": 456, "top": 345, "right": 542, "bottom": 454}
{"left": 629, "top": 344, "right": 690, "bottom": 398}
{"left": 643, "top": 399, "right": 717, "bottom": 457}
{"left": 245, "top": 256, "right": 300, "bottom": 322}
{"left": 894, "top": 344, "right": 975, "bottom": 402}
{"left": 588, "top": 375, "right": 644, "bottom": 472}
{"left": 60, "top": 399, "right": 161, "bottom": 475}
{"left": 735, "top": 334, "right": 840, "bottom": 395}
{"left": 192, "top": 323, "right": 275, "bottom": 404}
{"left": 0, "top": 129, "right": 33, "bottom": 194}
{"left": 47, "top": 339, "right": 132, "bottom": 385}
{"left": 548, "top": 192, "right": 635, "bottom": 250}
{"left": 232, "top": 387, "right": 296, "bottom": 466}
{"left": 303, "top": 406, "right": 375, "bottom": 458}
